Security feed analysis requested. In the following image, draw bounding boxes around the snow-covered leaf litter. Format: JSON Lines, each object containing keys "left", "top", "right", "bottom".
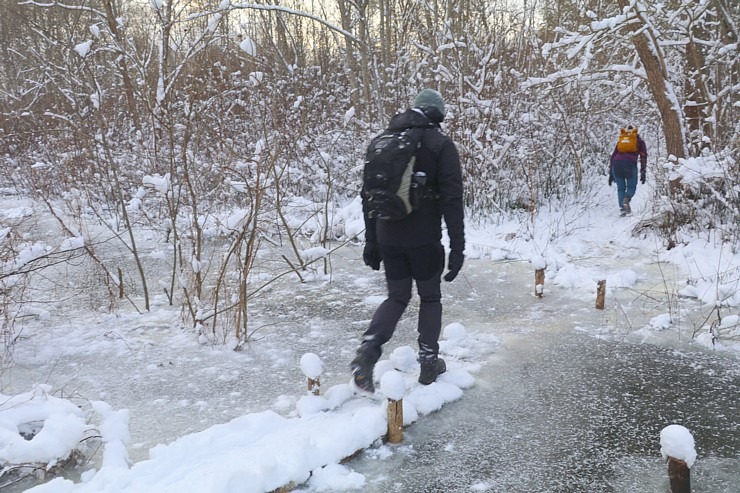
{"left": 4, "top": 325, "right": 496, "bottom": 493}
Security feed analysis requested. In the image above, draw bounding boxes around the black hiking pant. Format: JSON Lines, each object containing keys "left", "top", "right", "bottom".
{"left": 358, "top": 242, "right": 445, "bottom": 362}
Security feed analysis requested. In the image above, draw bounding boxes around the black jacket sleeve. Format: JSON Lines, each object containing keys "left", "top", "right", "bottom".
{"left": 362, "top": 192, "right": 377, "bottom": 244}
{"left": 437, "top": 140, "right": 465, "bottom": 253}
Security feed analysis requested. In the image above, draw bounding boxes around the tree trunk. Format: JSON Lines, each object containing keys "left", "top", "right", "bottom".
{"left": 684, "top": 8, "right": 713, "bottom": 155}
{"left": 102, "top": 0, "right": 140, "bottom": 131}
{"left": 336, "top": 1, "right": 364, "bottom": 116}
{"left": 618, "top": 0, "right": 686, "bottom": 165}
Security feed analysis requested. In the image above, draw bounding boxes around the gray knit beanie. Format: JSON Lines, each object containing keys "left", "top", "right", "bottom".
{"left": 413, "top": 89, "right": 446, "bottom": 118}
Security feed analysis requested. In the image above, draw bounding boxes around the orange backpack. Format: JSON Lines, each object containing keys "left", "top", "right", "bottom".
{"left": 617, "top": 127, "right": 639, "bottom": 153}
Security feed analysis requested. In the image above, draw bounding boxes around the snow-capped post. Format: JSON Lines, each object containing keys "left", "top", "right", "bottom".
{"left": 533, "top": 255, "right": 546, "bottom": 298}
{"left": 595, "top": 279, "right": 606, "bottom": 309}
{"left": 534, "top": 269, "right": 545, "bottom": 298}
{"left": 299, "top": 353, "right": 323, "bottom": 396}
{"left": 380, "top": 370, "right": 405, "bottom": 444}
{"left": 307, "top": 377, "right": 320, "bottom": 396}
{"left": 660, "top": 425, "right": 695, "bottom": 493}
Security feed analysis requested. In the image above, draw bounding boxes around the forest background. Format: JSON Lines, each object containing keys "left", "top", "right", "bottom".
{"left": 0, "top": 0, "right": 738, "bottom": 348}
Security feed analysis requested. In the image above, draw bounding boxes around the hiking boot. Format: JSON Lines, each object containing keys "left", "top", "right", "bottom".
{"left": 418, "top": 357, "right": 446, "bottom": 385}
{"left": 351, "top": 353, "right": 377, "bottom": 393}
{"left": 622, "top": 196, "right": 631, "bottom": 215}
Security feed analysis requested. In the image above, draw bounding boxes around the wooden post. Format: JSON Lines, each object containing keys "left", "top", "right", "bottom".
{"left": 534, "top": 268, "right": 545, "bottom": 298}
{"left": 668, "top": 457, "right": 690, "bottom": 493}
{"left": 595, "top": 279, "right": 606, "bottom": 309}
{"left": 307, "top": 377, "right": 320, "bottom": 396}
{"left": 387, "top": 398, "right": 403, "bottom": 444}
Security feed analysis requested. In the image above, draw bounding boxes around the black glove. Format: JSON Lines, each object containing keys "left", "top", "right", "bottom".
{"left": 363, "top": 243, "right": 381, "bottom": 271}
{"left": 444, "top": 251, "right": 464, "bottom": 282}
{"left": 640, "top": 170, "right": 646, "bottom": 184}
{"left": 608, "top": 174, "right": 614, "bottom": 186}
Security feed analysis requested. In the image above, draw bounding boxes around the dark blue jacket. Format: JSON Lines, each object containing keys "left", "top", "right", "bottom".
{"left": 363, "top": 108, "right": 465, "bottom": 254}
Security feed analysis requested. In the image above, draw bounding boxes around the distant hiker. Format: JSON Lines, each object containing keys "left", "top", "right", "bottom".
{"left": 352, "top": 88, "right": 465, "bottom": 393}
{"left": 608, "top": 125, "right": 648, "bottom": 216}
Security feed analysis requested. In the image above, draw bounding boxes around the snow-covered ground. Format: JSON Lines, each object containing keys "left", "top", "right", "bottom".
{"left": 1, "top": 183, "right": 739, "bottom": 492}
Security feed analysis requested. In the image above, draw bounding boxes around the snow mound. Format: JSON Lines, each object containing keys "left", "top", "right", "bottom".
{"left": 17, "top": 326, "right": 492, "bottom": 493}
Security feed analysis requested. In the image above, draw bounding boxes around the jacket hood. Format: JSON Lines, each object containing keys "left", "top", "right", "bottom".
{"left": 387, "top": 108, "right": 438, "bottom": 131}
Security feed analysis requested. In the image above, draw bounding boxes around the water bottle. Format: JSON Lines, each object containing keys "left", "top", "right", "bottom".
{"left": 411, "top": 171, "right": 427, "bottom": 208}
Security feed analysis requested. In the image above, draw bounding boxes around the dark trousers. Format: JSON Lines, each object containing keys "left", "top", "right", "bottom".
{"left": 359, "top": 243, "right": 445, "bottom": 361}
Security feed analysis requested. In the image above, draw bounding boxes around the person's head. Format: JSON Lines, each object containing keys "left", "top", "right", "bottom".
{"left": 413, "top": 89, "right": 446, "bottom": 122}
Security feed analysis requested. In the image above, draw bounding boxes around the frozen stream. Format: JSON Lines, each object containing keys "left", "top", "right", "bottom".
{"left": 3, "top": 245, "right": 739, "bottom": 492}
{"left": 345, "top": 262, "right": 740, "bottom": 492}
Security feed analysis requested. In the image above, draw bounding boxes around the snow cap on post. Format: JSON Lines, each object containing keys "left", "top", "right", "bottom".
{"left": 380, "top": 370, "right": 405, "bottom": 401}
{"left": 300, "top": 353, "right": 323, "bottom": 380}
{"left": 660, "top": 424, "right": 697, "bottom": 468}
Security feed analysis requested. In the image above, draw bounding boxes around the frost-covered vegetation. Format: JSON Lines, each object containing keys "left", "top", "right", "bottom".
{"left": 1, "top": 0, "right": 738, "bottom": 346}
{"left": 0, "top": 4, "right": 738, "bottom": 489}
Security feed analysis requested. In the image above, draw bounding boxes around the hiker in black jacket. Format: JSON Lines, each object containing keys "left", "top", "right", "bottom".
{"left": 351, "top": 89, "right": 465, "bottom": 393}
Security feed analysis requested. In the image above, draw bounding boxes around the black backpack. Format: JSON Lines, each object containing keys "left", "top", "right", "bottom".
{"left": 362, "top": 127, "right": 427, "bottom": 220}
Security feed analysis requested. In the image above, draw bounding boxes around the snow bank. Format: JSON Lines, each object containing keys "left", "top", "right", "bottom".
{"left": 0, "top": 385, "right": 93, "bottom": 466}
{"left": 13, "top": 326, "right": 492, "bottom": 493}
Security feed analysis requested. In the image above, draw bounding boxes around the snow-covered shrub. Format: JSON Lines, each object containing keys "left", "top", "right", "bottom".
{"left": 0, "top": 385, "right": 102, "bottom": 485}
{"left": 636, "top": 149, "right": 739, "bottom": 248}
